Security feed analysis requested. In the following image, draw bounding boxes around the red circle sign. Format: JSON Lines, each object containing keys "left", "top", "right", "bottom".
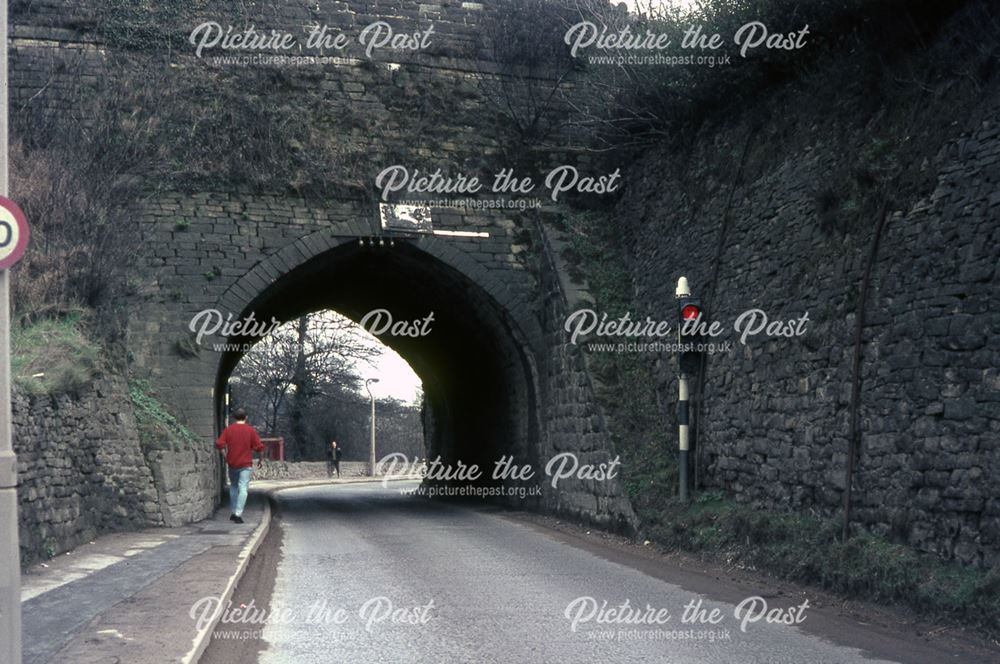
{"left": 0, "top": 196, "right": 29, "bottom": 270}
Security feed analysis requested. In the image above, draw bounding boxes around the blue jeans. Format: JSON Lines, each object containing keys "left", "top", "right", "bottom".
{"left": 228, "top": 467, "right": 252, "bottom": 517}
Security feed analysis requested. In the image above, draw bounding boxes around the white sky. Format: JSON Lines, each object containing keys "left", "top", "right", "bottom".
{"left": 238, "top": 310, "right": 423, "bottom": 405}
{"left": 335, "top": 313, "right": 423, "bottom": 405}
{"left": 365, "top": 344, "right": 423, "bottom": 405}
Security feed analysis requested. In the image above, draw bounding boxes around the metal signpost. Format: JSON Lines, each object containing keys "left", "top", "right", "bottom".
{"left": 1, "top": 2, "right": 30, "bottom": 659}
{"left": 366, "top": 378, "right": 380, "bottom": 475}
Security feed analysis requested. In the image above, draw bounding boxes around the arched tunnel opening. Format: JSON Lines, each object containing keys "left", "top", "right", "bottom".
{"left": 212, "top": 238, "right": 541, "bottom": 500}
{"left": 227, "top": 307, "right": 427, "bottom": 464}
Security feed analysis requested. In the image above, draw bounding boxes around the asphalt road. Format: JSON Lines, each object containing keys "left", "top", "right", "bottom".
{"left": 247, "top": 482, "right": 909, "bottom": 664}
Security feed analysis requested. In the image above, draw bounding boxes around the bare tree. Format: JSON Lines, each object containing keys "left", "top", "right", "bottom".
{"left": 9, "top": 54, "right": 161, "bottom": 346}
{"left": 475, "top": 0, "right": 580, "bottom": 156}
{"left": 233, "top": 311, "right": 385, "bottom": 458}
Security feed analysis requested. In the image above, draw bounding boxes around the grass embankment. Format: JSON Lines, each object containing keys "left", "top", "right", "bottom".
{"left": 11, "top": 314, "right": 100, "bottom": 397}
{"left": 129, "top": 379, "right": 201, "bottom": 451}
{"left": 562, "top": 210, "right": 1000, "bottom": 636}
{"left": 653, "top": 493, "right": 1000, "bottom": 635}
{"left": 11, "top": 314, "right": 196, "bottom": 451}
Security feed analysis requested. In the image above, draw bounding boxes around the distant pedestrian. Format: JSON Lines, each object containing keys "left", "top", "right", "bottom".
{"left": 216, "top": 408, "right": 264, "bottom": 524}
{"left": 327, "top": 440, "right": 342, "bottom": 478}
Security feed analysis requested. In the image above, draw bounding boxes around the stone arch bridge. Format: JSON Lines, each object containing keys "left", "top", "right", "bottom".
{"left": 9, "top": 0, "right": 638, "bottom": 531}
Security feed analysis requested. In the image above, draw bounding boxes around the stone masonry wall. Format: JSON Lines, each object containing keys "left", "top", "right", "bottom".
{"left": 6, "top": 0, "right": 576, "bottom": 445}
{"left": 6, "top": 0, "right": 556, "bottom": 528}
{"left": 614, "top": 12, "right": 1000, "bottom": 566}
{"left": 254, "top": 460, "right": 372, "bottom": 480}
{"left": 15, "top": 377, "right": 152, "bottom": 565}
{"left": 537, "top": 222, "right": 639, "bottom": 534}
{"left": 142, "top": 444, "right": 219, "bottom": 527}
{"left": 14, "top": 374, "right": 221, "bottom": 564}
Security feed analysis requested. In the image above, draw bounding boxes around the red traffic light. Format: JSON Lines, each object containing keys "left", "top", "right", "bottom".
{"left": 681, "top": 304, "right": 701, "bottom": 321}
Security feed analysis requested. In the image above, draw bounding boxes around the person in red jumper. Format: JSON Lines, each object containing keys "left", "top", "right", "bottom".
{"left": 216, "top": 408, "right": 264, "bottom": 524}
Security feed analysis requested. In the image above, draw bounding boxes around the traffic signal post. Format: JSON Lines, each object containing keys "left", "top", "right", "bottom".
{"left": 675, "top": 277, "right": 701, "bottom": 502}
{"left": 677, "top": 371, "right": 691, "bottom": 502}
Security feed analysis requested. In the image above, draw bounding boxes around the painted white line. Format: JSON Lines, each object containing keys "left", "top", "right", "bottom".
{"left": 21, "top": 536, "right": 174, "bottom": 602}
{"left": 20, "top": 550, "right": 142, "bottom": 601}
{"left": 124, "top": 538, "right": 170, "bottom": 548}
{"left": 431, "top": 229, "right": 490, "bottom": 238}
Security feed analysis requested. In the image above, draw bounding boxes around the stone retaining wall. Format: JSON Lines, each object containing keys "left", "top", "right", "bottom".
{"left": 14, "top": 375, "right": 218, "bottom": 564}
{"left": 614, "top": 7, "right": 1000, "bottom": 566}
{"left": 253, "top": 460, "right": 372, "bottom": 480}
{"left": 537, "top": 222, "right": 640, "bottom": 534}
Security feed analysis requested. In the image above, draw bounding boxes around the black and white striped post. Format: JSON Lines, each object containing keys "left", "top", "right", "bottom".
{"left": 677, "top": 371, "right": 691, "bottom": 502}
{"left": 675, "top": 276, "right": 700, "bottom": 502}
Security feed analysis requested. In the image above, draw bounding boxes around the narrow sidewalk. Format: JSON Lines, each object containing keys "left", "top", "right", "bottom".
{"left": 18, "top": 475, "right": 413, "bottom": 664}
{"left": 20, "top": 492, "right": 269, "bottom": 664}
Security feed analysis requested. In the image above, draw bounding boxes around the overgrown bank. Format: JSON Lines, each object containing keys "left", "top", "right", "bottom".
{"left": 566, "top": 199, "right": 1000, "bottom": 635}
{"left": 653, "top": 494, "right": 1000, "bottom": 635}
{"left": 559, "top": 0, "right": 1000, "bottom": 634}
{"left": 12, "top": 319, "right": 218, "bottom": 565}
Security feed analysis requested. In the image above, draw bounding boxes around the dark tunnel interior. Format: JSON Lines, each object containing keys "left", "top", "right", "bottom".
{"left": 213, "top": 239, "right": 541, "bottom": 487}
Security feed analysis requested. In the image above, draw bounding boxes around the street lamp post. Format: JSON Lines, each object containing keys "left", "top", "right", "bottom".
{"left": 226, "top": 376, "right": 241, "bottom": 425}
{"left": 365, "top": 378, "right": 380, "bottom": 476}
{"left": 220, "top": 376, "right": 241, "bottom": 501}
{"left": 0, "top": 2, "right": 23, "bottom": 661}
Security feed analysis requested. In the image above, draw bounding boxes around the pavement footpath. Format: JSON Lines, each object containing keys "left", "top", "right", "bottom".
{"left": 19, "top": 476, "right": 391, "bottom": 664}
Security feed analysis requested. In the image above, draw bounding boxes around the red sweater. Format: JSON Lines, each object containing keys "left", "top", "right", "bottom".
{"left": 216, "top": 422, "right": 264, "bottom": 469}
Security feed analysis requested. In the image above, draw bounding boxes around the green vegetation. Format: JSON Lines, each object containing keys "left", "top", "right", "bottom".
{"left": 650, "top": 493, "right": 1000, "bottom": 635}
{"left": 172, "top": 335, "right": 200, "bottom": 359}
{"left": 11, "top": 314, "right": 101, "bottom": 397}
{"left": 96, "top": 0, "right": 208, "bottom": 51}
{"left": 562, "top": 211, "right": 676, "bottom": 515}
{"left": 571, "top": 0, "right": 977, "bottom": 147}
{"left": 564, "top": 205, "right": 1000, "bottom": 637}
{"left": 128, "top": 378, "right": 201, "bottom": 450}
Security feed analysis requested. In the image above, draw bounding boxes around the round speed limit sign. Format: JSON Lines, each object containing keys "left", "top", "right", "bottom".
{"left": 0, "top": 197, "right": 29, "bottom": 270}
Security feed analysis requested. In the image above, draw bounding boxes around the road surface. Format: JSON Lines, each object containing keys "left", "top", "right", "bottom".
{"left": 219, "top": 482, "right": 960, "bottom": 664}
